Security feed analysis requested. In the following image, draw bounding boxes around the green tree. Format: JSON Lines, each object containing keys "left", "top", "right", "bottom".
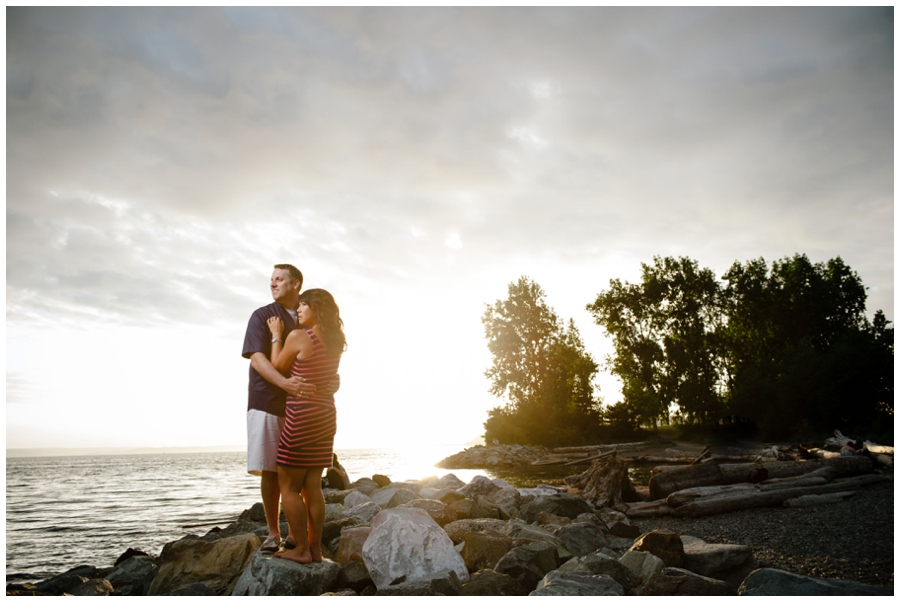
{"left": 482, "top": 277, "right": 601, "bottom": 446}
{"left": 586, "top": 256, "right": 726, "bottom": 429}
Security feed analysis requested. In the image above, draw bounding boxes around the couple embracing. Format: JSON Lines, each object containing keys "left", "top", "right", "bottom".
{"left": 241, "top": 264, "right": 346, "bottom": 564}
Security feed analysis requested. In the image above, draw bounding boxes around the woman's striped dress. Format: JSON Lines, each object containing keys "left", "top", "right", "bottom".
{"left": 277, "top": 329, "right": 342, "bottom": 468}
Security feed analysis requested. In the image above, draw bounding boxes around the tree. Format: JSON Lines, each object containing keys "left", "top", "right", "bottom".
{"left": 586, "top": 256, "right": 726, "bottom": 429}
{"left": 482, "top": 277, "right": 601, "bottom": 446}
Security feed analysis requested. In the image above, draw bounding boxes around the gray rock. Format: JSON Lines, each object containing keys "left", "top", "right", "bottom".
{"left": 450, "top": 497, "right": 500, "bottom": 519}
{"left": 34, "top": 572, "right": 89, "bottom": 594}
{"left": 68, "top": 578, "right": 114, "bottom": 596}
{"left": 106, "top": 555, "right": 157, "bottom": 594}
{"left": 371, "top": 487, "right": 420, "bottom": 509}
{"left": 231, "top": 554, "right": 341, "bottom": 595}
{"left": 607, "top": 520, "right": 641, "bottom": 539}
{"left": 461, "top": 530, "right": 525, "bottom": 573}
{"left": 549, "top": 522, "right": 609, "bottom": 557}
{"left": 637, "top": 567, "right": 736, "bottom": 596}
{"left": 520, "top": 493, "right": 595, "bottom": 522}
{"left": 361, "top": 507, "right": 468, "bottom": 590}
{"left": 374, "top": 569, "right": 462, "bottom": 595}
{"left": 494, "top": 541, "right": 559, "bottom": 592}
{"left": 530, "top": 570, "right": 625, "bottom": 596}
{"left": 326, "top": 503, "right": 345, "bottom": 522}
{"left": 343, "top": 490, "right": 374, "bottom": 509}
{"left": 574, "top": 512, "right": 606, "bottom": 528}
{"left": 738, "top": 568, "right": 894, "bottom": 596}
{"left": 431, "top": 473, "right": 466, "bottom": 490}
{"left": 149, "top": 532, "right": 259, "bottom": 596}
{"left": 443, "top": 518, "right": 509, "bottom": 544}
{"left": 460, "top": 475, "right": 503, "bottom": 498}
{"left": 619, "top": 550, "right": 665, "bottom": 586}
{"left": 335, "top": 526, "right": 372, "bottom": 564}
{"left": 460, "top": 568, "right": 528, "bottom": 596}
{"left": 500, "top": 519, "right": 569, "bottom": 560}
{"left": 164, "top": 582, "right": 216, "bottom": 595}
{"left": 681, "top": 535, "right": 755, "bottom": 586}
{"left": 628, "top": 529, "right": 684, "bottom": 567}
{"left": 342, "top": 501, "right": 382, "bottom": 524}
{"left": 335, "top": 561, "right": 374, "bottom": 593}
{"left": 484, "top": 487, "right": 523, "bottom": 519}
{"left": 350, "top": 478, "right": 379, "bottom": 497}
{"left": 322, "top": 590, "right": 358, "bottom": 596}
{"left": 558, "top": 551, "right": 637, "bottom": 592}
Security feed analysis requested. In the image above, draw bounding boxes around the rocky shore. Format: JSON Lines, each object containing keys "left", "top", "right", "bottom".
{"left": 7, "top": 460, "right": 893, "bottom": 596}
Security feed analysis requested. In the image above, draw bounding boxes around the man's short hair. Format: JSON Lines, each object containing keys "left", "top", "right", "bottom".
{"left": 274, "top": 264, "right": 303, "bottom": 287}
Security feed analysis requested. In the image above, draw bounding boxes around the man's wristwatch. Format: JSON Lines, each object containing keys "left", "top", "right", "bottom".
{"left": 271, "top": 337, "right": 282, "bottom": 344}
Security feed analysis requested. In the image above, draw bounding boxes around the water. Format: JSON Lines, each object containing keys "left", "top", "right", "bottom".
{"left": 5, "top": 445, "right": 626, "bottom": 583}
{"left": 5, "top": 445, "right": 494, "bottom": 582}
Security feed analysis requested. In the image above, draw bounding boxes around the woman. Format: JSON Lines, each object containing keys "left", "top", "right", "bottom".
{"left": 267, "top": 288, "right": 346, "bottom": 564}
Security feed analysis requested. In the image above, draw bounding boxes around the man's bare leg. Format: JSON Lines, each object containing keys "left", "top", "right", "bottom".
{"left": 260, "top": 470, "right": 282, "bottom": 539}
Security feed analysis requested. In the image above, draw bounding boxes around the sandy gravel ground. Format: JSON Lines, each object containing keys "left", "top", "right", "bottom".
{"left": 632, "top": 480, "right": 894, "bottom": 588}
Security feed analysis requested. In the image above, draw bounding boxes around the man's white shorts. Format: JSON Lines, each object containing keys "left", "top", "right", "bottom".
{"left": 247, "top": 409, "right": 284, "bottom": 475}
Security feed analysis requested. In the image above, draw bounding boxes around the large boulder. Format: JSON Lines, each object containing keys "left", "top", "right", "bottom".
{"left": 334, "top": 560, "right": 373, "bottom": 593}
{"left": 148, "top": 532, "right": 259, "bottom": 595}
{"left": 342, "top": 490, "right": 373, "bottom": 509}
{"left": 460, "top": 569, "right": 528, "bottom": 596}
{"left": 558, "top": 551, "right": 638, "bottom": 592}
{"left": 460, "top": 475, "right": 502, "bottom": 498}
{"left": 335, "top": 527, "right": 372, "bottom": 564}
{"left": 493, "top": 541, "right": 559, "bottom": 592}
{"left": 500, "top": 520, "right": 570, "bottom": 561}
{"left": 629, "top": 529, "right": 684, "bottom": 567}
{"left": 443, "top": 518, "right": 509, "bottom": 544}
{"left": 451, "top": 497, "right": 500, "bottom": 520}
{"left": 520, "top": 493, "right": 595, "bottom": 522}
{"left": 547, "top": 522, "right": 609, "bottom": 557}
{"left": 681, "top": 535, "right": 755, "bottom": 587}
{"left": 619, "top": 550, "right": 665, "bottom": 587}
{"left": 738, "top": 568, "right": 894, "bottom": 596}
{"left": 429, "top": 473, "right": 466, "bottom": 490}
{"left": 343, "top": 501, "right": 382, "bottom": 524}
{"left": 68, "top": 578, "right": 114, "bottom": 596}
{"left": 636, "top": 567, "right": 736, "bottom": 596}
{"left": 106, "top": 555, "right": 157, "bottom": 595}
{"left": 361, "top": 507, "right": 468, "bottom": 590}
{"left": 373, "top": 569, "right": 462, "bottom": 596}
{"left": 531, "top": 570, "right": 625, "bottom": 596}
{"left": 461, "top": 531, "right": 528, "bottom": 573}
{"left": 483, "top": 488, "right": 523, "bottom": 519}
{"left": 231, "top": 553, "right": 341, "bottom": 595}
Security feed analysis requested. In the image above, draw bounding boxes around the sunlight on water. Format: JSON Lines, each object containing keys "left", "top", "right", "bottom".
{"left": 336, "top": 445, "right": 486, "bottom": 484}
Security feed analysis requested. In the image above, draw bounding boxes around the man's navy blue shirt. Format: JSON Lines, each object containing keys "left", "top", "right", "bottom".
{"left": 242, "top": 301, "right": 298, "bottom": 417}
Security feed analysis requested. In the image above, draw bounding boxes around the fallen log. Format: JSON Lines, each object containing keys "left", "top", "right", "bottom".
{"left": 649, "top": 455, "right": 874, "bottom": 500}
{"left": 783, "top": 491, "right": 857, "bottom": 508}
{"left": 670, "top": 474, "right": 888, "bottom": 517}
{"left": 665, "top": 469, "right": 838, "bottom": 507}
{"left": 624, "top": 499, "right": 672, "bottom": 518}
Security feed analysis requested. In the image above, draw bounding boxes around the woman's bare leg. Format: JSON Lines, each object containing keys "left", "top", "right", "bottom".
{"left": 301, "top": 468, "right": 325, "bottom": 561}
{"left": 274, "top": 466, "right": 313, "bottom": 564}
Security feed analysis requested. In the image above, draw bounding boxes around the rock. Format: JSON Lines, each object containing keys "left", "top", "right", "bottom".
{"left": 520, "top": 493, "right": 595, "bottom": 522}
{"left": 343, "top": 490, "right": 374, "bottom": 509}
{"left": 431, "top": 473, "right": 466, "bottom": 489}
{"left": 531, "top": 570, "right": 625, "bottom": 596}
{"left": 164, "top": 582, "right": 215, "bottom": 595}
{"left": 484, "top": 488, "right": 522, "bottom": 519}
{"left": 547, "top": 522, "right": 609, "bottom": 557}
{"left": 325, "top": 489, "right": 352, "bottom": 504}
{"left": 460, "top": 569, "right": 528, "bottom": 596}
{"left": 372, "top": 474, "right": 392, "bottom": 488}
{"left": 371, "top": 486, "right": 420, "bottom": 509}
{"left": 343, "top": 501, "right": 382, "bottom": 524}
{"left": 738, "top": 568, "right": 894, "bottom": 596}
{"left": 350, "top": 478, "right": 379, "bottom": 497}
{"left": 335, "top": 527, "right": 372, "bottom": 564}
{"left": 493, "top": 541, "right": 559, "bottom": 592}
{"left": 460, "top": 475, "right": 502, "bottom": 498}
{"left": 500, "top": 520, "right": 569, "bottom": 560}
{"left": 637, "top": 567, "right": 736, "bottom": 596}
{"left": 681, "top": 535, "right": 755, "bottom": 586}
{"left": 237, "top": 502, "right": 267, "bottom": 524}
{"left": 461, "top": 531, "right": 526, "bottom": 573}
{"left": 335, "top": 561, "right": 374, "bottom": 593}
{"left": 574, "top": 512, "right": 605, "bottom": 527}
{"left": 439, "top": 490, "right": 467, "bottom": 504}
{"left": 607, "top": 520, "right": 641, "bottom": 539}
{"left": 557, "top": 551, "right": 637, "bottom": 592}
{"left": 450, "top": 497, "right": 499, "bottom": 519}
{"left": 443, "top": 518, "right": 509, "bottom": 544}
{"left": 401, "top": 498, "right": 458, "bottom": 527}
{"left": 114, "top": 548, "right": 154, "bottom": 565}
{"left": 326, "top": 503, "right": 346, "bottom": 522}
{"left": 34, "top": 572, "right": 89, "bottom": 595}
{"left": 231, "top": 553, "right": 341, "bottom": 595}
{"left": 374, "top": 569, "right": 462, "bottom": 595}
{"left": 361, "top": 507, "right": 468, "bottom": 590}
{"left": 106, "top": 555, "right": 156, "bottom": 594}
{"left": 538, "top": 512, "right": 572, "bottom": 526}
{"left": 322, "top": 590, "right": 357, "bottom": 596}
{"left": 629, "top": 529, "right": 684, "bottom": 567}
{"left": 68, "top": 578, "right": 114, "bottom": 596}
{"left": 619, "top": 550, "right": 665, "bottom": 586}
{"left": 148, "top": 532, "right": 259, "bottom": 595}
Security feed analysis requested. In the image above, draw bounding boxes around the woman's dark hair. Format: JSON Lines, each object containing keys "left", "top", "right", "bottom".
{"left": 298, "top": 288, "right": 346, "bottom": 355}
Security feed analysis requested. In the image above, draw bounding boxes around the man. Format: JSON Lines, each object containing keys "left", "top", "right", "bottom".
{"left": 241, "top": 263, "right": 316, "bottom": 552}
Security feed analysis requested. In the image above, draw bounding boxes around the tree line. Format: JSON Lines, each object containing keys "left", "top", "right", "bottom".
{"left": 482, "top": 255, "right": 893, "bottom": 446}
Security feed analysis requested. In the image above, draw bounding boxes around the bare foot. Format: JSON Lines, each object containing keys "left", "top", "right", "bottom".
{"left": 275, "top": 548, "right": 313, "bottom": 564}
{"left": 308, "top": 544, "right": 323, "bottom": 562}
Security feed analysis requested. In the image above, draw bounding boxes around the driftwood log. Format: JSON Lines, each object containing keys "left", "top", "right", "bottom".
{"left": 648, "top": 455, "right": 875, "bottom": 500}
{"left": 563, "top": 453, "right": 641, "bottom": 507}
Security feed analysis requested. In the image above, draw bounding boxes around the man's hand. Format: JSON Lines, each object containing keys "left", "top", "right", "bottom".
{"left": 284, "top": 376, "right": 317, "bottom": 398}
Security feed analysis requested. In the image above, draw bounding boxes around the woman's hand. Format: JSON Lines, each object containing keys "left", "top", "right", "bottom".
{"left": 267, "top": 316, "right": 284, "bottom": 338}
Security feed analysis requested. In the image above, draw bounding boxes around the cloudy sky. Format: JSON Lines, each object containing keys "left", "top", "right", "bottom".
{"left": 6, "top": 7, "right": 893, "bottom": 452}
